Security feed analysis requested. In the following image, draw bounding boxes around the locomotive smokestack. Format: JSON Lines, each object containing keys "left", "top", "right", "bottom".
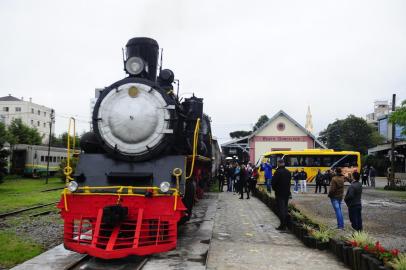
{"left": 125, "top": 37, "right": 159, "bottom": 81}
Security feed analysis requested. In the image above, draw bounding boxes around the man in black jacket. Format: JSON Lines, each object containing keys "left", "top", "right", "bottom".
{"left": 344, "top": 171, "right": 363, "bottom": 231}
{"left": 272, "top": 159, "right": 291, "bottom": 231}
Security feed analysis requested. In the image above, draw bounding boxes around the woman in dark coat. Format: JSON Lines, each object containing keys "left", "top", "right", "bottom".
{"left": 238, "top": 164, "right": 250, "bottom": 199}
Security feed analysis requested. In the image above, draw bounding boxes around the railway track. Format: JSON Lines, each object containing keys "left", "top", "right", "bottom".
{"left": 0, "top": 201, "right": 59, "bottom": 218}
{"left": 65, "top": 255, "right": 149, "bottom": 270}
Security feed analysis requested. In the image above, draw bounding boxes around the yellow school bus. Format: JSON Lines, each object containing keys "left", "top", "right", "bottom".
{"left": 257, "top": 149, "right": 361, "bottom": 184}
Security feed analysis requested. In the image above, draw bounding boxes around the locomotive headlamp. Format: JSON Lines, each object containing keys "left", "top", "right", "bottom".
{"left": 159, "top": 181, "right": 170, "bottom": 193}
{"left": 125, "top": 57, "right": 144, "bottom": 75}
{"left": 67, "top": 181, "right": 78, "bottom": 192}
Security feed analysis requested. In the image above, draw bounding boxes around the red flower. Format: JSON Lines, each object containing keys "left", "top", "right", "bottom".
{"left": 391, "top": 249, "right": 400, "bottom": 257}
{"left": 364, "top": 245, "right": 369, "bottom": 251}
{"left": 350, "top": 240, "right": 358, "bottom": 247}
{"left": 375, "top": 242, "right": 385, "bottom": 253}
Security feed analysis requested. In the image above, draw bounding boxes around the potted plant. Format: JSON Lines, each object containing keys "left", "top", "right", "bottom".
{"left": 389, "top": 252, "right": 406, "bottom": 270}
{"left": 346, "top": 231, "right": 376, "bottom": 270}
{"left": 311, "top": 227, "right": 335, "bottom": 250}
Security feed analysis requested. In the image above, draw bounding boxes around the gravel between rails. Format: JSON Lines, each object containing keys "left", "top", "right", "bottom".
{"left": 290, "top": 178, "right": 406, "bottom": 252}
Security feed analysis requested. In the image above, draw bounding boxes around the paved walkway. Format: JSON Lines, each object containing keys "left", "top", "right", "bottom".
{"left": 206, "top": 192, "right": 347, "bottom": 270}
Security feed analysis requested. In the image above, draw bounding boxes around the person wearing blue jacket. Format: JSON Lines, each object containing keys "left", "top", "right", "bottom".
{"left": 261, "top": 161, "right": 273, "bottom": 192}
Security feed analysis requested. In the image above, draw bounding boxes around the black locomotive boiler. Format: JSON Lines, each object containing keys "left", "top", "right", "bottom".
{"left": 58, "top": 37, "right": 215, "bottom": 259}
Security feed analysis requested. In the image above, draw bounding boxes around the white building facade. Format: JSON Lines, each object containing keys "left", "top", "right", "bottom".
{"left": 0, "top": 95, "right": 54, "bottom": 144}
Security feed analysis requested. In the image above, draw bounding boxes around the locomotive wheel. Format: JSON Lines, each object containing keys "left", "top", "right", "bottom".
{"left": 179, "top": 179, "right": 195, "bottom": 224}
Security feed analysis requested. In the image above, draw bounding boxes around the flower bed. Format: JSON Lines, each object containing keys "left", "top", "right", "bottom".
{"left": 254, "top": 186, "right": 405, "bottom": 270}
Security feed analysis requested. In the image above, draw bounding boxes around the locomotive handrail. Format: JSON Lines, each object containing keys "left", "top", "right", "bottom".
{"left": 185, "top": 118, "right": 200, "bottom": 180}
{"left": 64, "top": 117, "right": 76, "bottom": 183}
{"left": 62, "top": 185, "right": 180, "bottom": 212}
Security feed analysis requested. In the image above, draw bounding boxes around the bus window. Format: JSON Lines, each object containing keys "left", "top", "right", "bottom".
{"left": 333, "top": 155, "right": 358, "bottom": 167}
{"left": 286, "top": 155, "right": 300, "bottom": 167}
{"left": 266, "top": 155, "right": 282, "bottom": 168}
{"left": 322, "top": 156, "right": 333, "bottom": 167}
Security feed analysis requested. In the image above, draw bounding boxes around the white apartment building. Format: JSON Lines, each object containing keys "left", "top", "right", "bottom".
{"left": 0, "top": 94, "right": 54, "bottom": 144}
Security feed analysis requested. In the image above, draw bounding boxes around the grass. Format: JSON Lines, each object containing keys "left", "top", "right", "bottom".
{"left": 0, "top": 231, "right": 43, "bottom": 268}
{"left": 375, "top": 188, "right": 406, "bottom": 200}
{"left": 0, "top": 176, "right": 65, "bottom": 213}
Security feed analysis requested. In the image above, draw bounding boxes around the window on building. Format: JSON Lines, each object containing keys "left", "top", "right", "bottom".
{"left": 15, "top": 107, "right": 21, "bottom": 112}
{"left": 43, "top": 122, "right": 46, "bottom": 127}
{"left": 3, "top": 107, "right": 9, "bottom": 112}
{"left": 41, "top": 156, "right": 44, "bottom": 162}
{"left": 31, "top": 120, "right": 34, "bottom": 125}
{"left": 44, "top": 112, "right": 46, "bottom": 117}
{"left": 53, "top": 156, "right": 56, "bottom": 162}
{"left": 31, "top": 108, "right": 34, "bottom": 113}
{"left": 37, "top": 121, "right": 40, "bottom": 126}
{"left": 37, "top": 110, "right": 40, "bottom": 115}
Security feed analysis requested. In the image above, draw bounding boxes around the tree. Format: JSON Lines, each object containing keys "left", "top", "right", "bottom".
{"left": 229, "top": 114, "right": 270, "bottom": 139}
{"left": 229, "top": 130, "right": 252, "bottom": 139}
{"left": 318, "top": 115, "right": 384, "bottom": 155}
{"left": 8, "top": 118, "right": 42, "bottom": 145}
{"left": 253, "top": 115, "right": 270, "bottom": 131}
{"left": 389, "top": 99, "right": 406, "bottom": 136}
{"left": 49, "top": 132, "right": 81, "bottom": 149}
{"left": 318, "top": 119, "right": 344, "bottom": 150}
{"left": 0, "top": 123, "right": 10, "bottom": 182}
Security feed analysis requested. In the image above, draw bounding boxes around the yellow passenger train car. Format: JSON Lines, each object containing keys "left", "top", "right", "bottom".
{"left": 257, "top": 149, "right": 361, "bottom": 184}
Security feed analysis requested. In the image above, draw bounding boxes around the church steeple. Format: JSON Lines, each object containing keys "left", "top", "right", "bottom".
{"left": 305, "top": 106, "right": 313, "bottom": 133}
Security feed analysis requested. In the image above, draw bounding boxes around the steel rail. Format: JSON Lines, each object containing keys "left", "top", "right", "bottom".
{"left": 0, "top": 201, "right": 59, "bottom": 218}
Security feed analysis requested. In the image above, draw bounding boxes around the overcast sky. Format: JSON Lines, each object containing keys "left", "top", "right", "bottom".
{"left": 1, "top": 0, "right": 405, "bottom": 144}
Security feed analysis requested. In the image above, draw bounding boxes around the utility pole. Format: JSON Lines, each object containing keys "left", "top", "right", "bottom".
{"left": 390, "top": 94, "right": 396, "bottom": 187}
{"left": 45, "top": 109, "right": 55, "bottom": 184}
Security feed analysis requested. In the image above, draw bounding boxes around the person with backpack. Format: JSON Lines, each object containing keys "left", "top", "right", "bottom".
{"left": 344, "top": 171, "right": 363, "bottom": 231}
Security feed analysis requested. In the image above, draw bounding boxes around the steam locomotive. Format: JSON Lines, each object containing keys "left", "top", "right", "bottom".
{"left": 58, "top": 37, "right": 216, "bottom": 259}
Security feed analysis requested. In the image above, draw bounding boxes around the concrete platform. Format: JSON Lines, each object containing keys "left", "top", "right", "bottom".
{"left": 10, "top": 244, "right": 86, "bottom": 270}
{"left": 206, "top": 192, "right": 347, "bottom": 270}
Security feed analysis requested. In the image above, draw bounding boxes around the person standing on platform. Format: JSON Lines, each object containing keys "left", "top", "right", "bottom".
{"left": 328, "top": 167, "right": 345, "bottom": 229}
{"left": 261, "top": 160, "right": 273, "bottom": 193}
{"left": 218, "top": 165, "right": 225, "bottom": 192}
{"left": 292, "top": 169, "right": 299, "bottom": 193}
{"left": 322, "top": 171, "right": 328, "bottom": 194}
{"left": 369, "top": 166, "right": 376, "bottom": 188}
{"left": 344, "top": 171, "right": 363, "bottom": 231}
{"left": 272, "top": 159, "right": 292, "bottom": 231}
{"left": 227, "top": 163, "right": 235, "bottom": 192}
{"left": 362, "top": 167, "right": 369, "bottom": 186}
{"left": 249, "top": 166, "right": 259, "bottom": 196}
{"left": 234, "top": 163, "right": 241, "bottom": 194}
{"left": 239, "top": 164, "right": 250, "bottom": 199}
{"left": 314, "top": 169, "right": 324, "bottom": 193}
{"left": 299, "top": 168, "right": 307, "bottom": 193}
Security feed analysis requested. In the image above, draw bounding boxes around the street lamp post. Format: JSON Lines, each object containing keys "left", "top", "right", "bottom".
{"left": 45, "top": 109, "right": 55, "bottom": 184}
